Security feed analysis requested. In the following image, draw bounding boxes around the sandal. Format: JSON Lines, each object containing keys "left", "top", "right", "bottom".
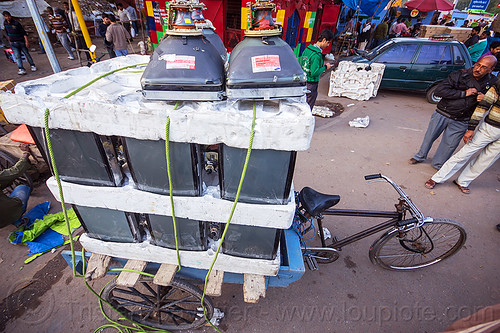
{"left": 453, "top": 180, "right": 470, "bottom": 194}
{"left": 425, "top": 179, "right": 436, "bottom": 189}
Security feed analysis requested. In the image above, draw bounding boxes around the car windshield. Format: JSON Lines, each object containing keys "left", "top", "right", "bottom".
{"left": 363, "top": 40, "right": 395, "bottom": 60}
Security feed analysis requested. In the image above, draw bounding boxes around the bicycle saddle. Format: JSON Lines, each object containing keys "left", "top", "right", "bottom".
{"left": 299, "top": 187, "right": 340, "bottom": 217}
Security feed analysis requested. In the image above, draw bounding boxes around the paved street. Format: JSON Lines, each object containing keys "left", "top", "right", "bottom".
{"left": 0, "top": 55, "right": 499, "bottom": 332}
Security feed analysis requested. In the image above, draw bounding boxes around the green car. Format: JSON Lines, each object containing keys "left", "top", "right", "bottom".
{"left": 345, "top": 38, "right": 473, "bottom": 103}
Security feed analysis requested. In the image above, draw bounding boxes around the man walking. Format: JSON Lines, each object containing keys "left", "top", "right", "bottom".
{"left": 47, "top": 7, "right": 75, "bottom": 60}
{"left": 2, "top": 11, "right": 37, "bottom": 75}
{"left": 105, "top": 14, "right": 131, "bottom": 57}
{"left": 424, "top": 81, "right": 500, "bottom": 194}
{"left": 409, "top": 55, "right": 497, "bottom": 169}
{"left": 300, "top": 29, "right": 334, "bottom": 110}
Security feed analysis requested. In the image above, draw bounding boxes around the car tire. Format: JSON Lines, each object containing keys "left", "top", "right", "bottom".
{"left": 426, "top": 85, "right": 442, "bottom": 104}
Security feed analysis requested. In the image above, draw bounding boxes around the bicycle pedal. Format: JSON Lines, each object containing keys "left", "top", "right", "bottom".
{"left": 305, "top": 255, "right": 318, "bottom": 271}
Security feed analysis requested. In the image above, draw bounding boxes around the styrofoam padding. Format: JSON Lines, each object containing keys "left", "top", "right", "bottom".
{"left": 0, "top": 56, "right": 314, "bottom": 151}
{"left": 46, "top": 177, "right": 296, "bottom": 229}
{"left": 79, "top": 233, "right": 281, "bottom": 276}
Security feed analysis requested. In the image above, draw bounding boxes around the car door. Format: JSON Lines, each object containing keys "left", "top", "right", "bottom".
{"left": 408, "top": 44, "right": 453, "bottom": 91}
{"left": 373, "top": 43, "right": 419, "bottom": 89}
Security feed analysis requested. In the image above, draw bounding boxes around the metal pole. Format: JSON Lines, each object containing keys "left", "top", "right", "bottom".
{"left": 25, "top": 0, "right": 61, "bottom": 73}
{"left": 71, "top": 0, "right": 96, "bottom": 62}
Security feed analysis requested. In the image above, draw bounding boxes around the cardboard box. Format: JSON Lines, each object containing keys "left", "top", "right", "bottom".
{"left": 445, "top": 27, "right": 472, "bottom": 43}
{"left": 0, "top": 79, "right": 16, "bottom": 123}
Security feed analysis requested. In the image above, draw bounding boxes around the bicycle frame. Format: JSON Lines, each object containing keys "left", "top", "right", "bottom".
{"left": 318, "top": 209, "right": 400, "bottom": 249}
{"left": 301, "top": 174, "right": 426, "bottom": 251}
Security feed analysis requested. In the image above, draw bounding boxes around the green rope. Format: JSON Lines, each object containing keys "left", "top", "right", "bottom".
{"left": 86, "top": 275, "right": 171, "bottom": 333}
{"left": 165, "top": 102, "right": 182, "bottom": 271}
{"left": 43, "top": 62, "right": 148, "bottom": 278}
{"left": 201, "top": 101, "right": 257, "bottom": 332}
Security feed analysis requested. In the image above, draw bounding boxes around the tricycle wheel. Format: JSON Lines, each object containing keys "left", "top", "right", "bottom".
{"left": 101, "top": 276, "right": 214, "bottom": 331}
{"left": 0, "top": 150, "right": 33, "bottom": 195}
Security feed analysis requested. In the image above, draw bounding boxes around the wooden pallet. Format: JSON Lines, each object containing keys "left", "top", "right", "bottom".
{"left": 84, "top": 255, "right": 266, "bottom": 303}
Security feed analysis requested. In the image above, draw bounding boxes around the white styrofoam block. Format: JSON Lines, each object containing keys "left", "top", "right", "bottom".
{"left": 328, "top": 61, "right": 385, "bottom": 101}
{"left": 79, "top": 233, "right": 281, "bottom": 276}
{"left": 46, "top": 177, "right": 295, "bottom": 229}
{"left": 0, "top": 56, "right": 314, "bottom": 151}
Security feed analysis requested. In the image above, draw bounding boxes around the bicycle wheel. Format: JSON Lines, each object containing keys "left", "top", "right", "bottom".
{"left": 101, "top": 276, "right": 214, "bottom": 331}
{"left": 0, "top": 150, "right": 33, "bottom": 195}
{"left": 369, "top": 218, "right": 466, "bottom": 271}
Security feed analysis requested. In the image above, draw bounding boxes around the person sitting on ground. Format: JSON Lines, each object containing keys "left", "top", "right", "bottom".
{"left": 409, "top": 56, "right": 498, "bottom": 169}
{"left": 468, "top": 30, "right": 490, "bottom": 63}
{"left": 0, "top": 144, "right": 32, "bottom": 229}
{"left": 105, "top": 14, "right": 131, "bottom": 57}
{"left": 299, "top": 29, "right": 334, "bottom": 110}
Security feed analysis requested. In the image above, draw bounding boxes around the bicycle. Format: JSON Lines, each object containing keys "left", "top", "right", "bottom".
{"left": 295, "top": 173, "right": 466, "bottom": 271}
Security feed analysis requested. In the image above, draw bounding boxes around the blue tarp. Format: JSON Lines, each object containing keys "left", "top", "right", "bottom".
{"left": 342, "top": 0, "right": 392, "bottom": 16}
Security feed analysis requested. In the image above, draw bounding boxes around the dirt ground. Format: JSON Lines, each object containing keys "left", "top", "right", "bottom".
{"left": 0, "top": 49, "right": 499, "bottom": 333}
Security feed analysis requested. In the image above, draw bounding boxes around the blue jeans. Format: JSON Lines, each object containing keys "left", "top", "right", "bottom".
{"left": 413, "top": 111, "right": 468, "bottom": 169}
{"left": 114, "top": 49, "right": 128, "bottom": 57}
{"left": 10, "top": 41, "right": 35, "bottom": 69}
{"left": 10, "top": 184, "right": 31, "bottom": 224}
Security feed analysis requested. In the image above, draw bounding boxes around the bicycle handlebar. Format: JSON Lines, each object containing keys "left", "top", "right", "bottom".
{"left": 364, "top": 174, "right": 382, "bottom": 180}
{"left": 364, "top": 173, "right": 425, "bottom": 222}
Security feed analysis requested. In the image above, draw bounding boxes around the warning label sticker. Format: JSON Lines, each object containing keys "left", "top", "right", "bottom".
{"left": 159, "top": 54, "right": 196, "bottom": 70}
{"left": 251, "top": 55, "right": 281, "bottom": 73}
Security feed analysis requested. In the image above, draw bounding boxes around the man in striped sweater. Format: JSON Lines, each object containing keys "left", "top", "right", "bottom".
{"left": 47, "top": 7, "right": 74, "bottom": 60}
{"left": 425, "top": 81, "right": 500, "bottom": 194}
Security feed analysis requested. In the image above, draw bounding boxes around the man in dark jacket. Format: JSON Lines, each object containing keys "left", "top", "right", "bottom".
{"left": 464, "top": 26, "right": 481, "bottom": 48}
{"left": 300, "top": 29, "right": 334, "bottom": 110}
{"left": 98, "top": 14, "right": 116, "bottom": 59}
{"left": 2, "top": 11, "right": 37, "bottom": 75}
{"left": 0, "top": 145, "right": 31, "bottom": 228}
{"left": 409, "top": 55, "right": 497, "bottom": 169}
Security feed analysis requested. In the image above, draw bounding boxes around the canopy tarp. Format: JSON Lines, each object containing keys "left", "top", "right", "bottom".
{"left": 341, "top": 0, "right": 392, "bottom": 16}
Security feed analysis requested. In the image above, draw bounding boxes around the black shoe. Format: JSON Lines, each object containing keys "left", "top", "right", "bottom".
{"left": 496, "top": 224, "right": 500, "bottom": 232}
